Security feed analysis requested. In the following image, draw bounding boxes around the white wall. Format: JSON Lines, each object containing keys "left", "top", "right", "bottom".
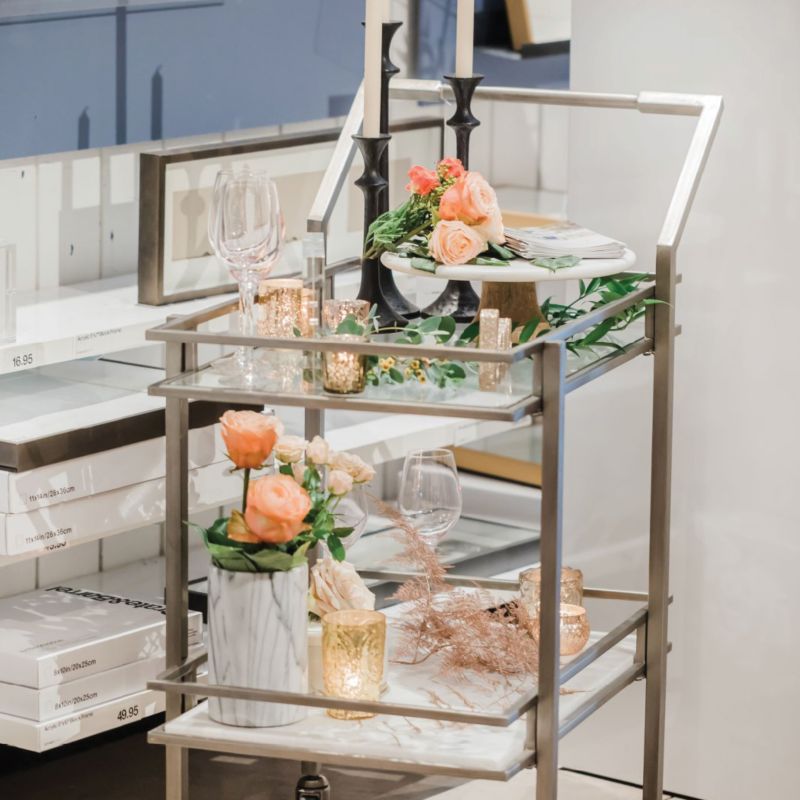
{"left": 560, "top": 2, "right": 800, "bottom": 798}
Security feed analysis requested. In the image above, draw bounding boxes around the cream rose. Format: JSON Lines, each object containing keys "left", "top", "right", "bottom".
{"left": 274, "top": 435, "right": 307, "bottom": 464}
{"left": 309, "top": 559, "right": 375, "bottom": 617}
{"left": 327, "top": 469, "right": 353, "bottom": 496}
{"left": 306, "top": 435, "right": 330, "bottom": 465}
{"left": 474, "top": 207, "right": 506, "bottom": 245}
{"left": 329, "top": 451, "right": 375, "bottom": 483}
{"left": 429, "top": 220, "right": 486, "bottom": 266}
{"left": 291, "top": 462, "right": 306, "bottom": 484}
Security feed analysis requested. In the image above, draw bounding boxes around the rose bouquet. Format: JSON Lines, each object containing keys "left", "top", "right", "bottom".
{"left": 197, "top": 410, "right": 375, "bottom": 572}
{"left": 365, "top": 157, "right": 515, "bottom": 269}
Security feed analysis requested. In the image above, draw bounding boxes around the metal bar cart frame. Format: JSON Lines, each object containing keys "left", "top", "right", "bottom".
{"left": 144, "top": 80, "right": 722, "bottom": 800}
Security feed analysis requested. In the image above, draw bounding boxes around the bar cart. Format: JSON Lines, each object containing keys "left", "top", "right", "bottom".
{"left": 144, "top": 81, "right": 721, "bottom": 800}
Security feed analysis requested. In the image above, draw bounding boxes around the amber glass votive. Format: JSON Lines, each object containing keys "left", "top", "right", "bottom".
{"left": 322, "top": 335, "right": 367, "bottom": 394}
{"left": 322, "top": 299, "right": 370, "bottom": 333}
{"left": 258, "top": 278, "right": 304, "bottom": 337}
{"left": 531, "top": 603, "right": 591, "bottom": 657}
{"left": 519, "top": 566, "right": 584, "bottom": 617}
{"left": 322, "top": 609, "right": 386, "bottom": 720}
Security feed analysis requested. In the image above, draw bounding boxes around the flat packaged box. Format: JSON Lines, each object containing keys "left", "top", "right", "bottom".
{"left": 0, "top": 422, "right": 224, "bottom": 513}
{"left": 0, "top": 644, "right": 204, "bottom": 721}
{"left": 0, "top": 687, "right": 166, "bottom": 752}
{"left": 0, "top": 359, "right": 257, "bottom": 471}
{"left": 0, "top": 585, "right": 203, "bottom": 688}
{"left": 0, "top": 460, "right": 240, "bottom": 556}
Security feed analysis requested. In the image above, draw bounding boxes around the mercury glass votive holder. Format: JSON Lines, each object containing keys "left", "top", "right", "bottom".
{"left": 258, "top": 278, "right": 304, "bottom": 338}
{"left": 531, "top": 603, "right": 591, "bottom": 657}
{"left": 322, "top": 335, "right": 367, "bottom": 394}
{"left": 519, "top": 566, "right": 584, "bottom": 617}
{"left": 322, "top": 609, "right": 386, "bottom": 720}
{"left": 322, "top": 298, "right": 371, "bottom": 334}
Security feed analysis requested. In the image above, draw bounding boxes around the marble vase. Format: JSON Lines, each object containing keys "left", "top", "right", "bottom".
{"left": 207, "top": 564, "right": 308, "bottom": 727}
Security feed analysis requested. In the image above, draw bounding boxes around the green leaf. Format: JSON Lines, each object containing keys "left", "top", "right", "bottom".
{"left": 489, "top": 242, "right": 515, "bottom": 260}
{"left": 473, "top": 257, "right": 510, "bottom": 266}
{"left": 278, "top": 464, "right": 294, "bottom": 476}
{"left": 457, "top": 321, "right": 480, "bottom": 345}
{"left": 519, "top": 318, "right": 542, "bottom": 344}
{"left": 533, "top": 255, "right": 581, "bottom": 272}
{"left": 418, "top": 316, "right": 443, "bottom": 333}
{"left": 333, "top": 526, "right": 355, "bottom": 538}
{"left": 411, "top": 257, "right": 436, "bottom": 273}
{"left": 388, "top": 367, "right": 405, "bottom": 383}
{"left": 327, "top": 535, "right": 346, "bottom": 562}
{"left": 336, "top": 314, "right": 366, "bottom": 336}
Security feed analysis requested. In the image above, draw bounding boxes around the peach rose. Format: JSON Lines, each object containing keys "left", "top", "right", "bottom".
{"left": 437, "top": 157, "right": 465, "bottom": 180}
{"left": 220, "top": 410, "right": 283, "bottom": 470}
{"left": 429, "top": 220, "right": 486, "bottom": 266}
{"left": 439, "top": 171, "right": 501, "bottom": 228}
{"left": 406, "top": 165, "right": 439, "bottom": 196}
{"left": 474, "top": 207, "right": 506, "bottom": 245}
{"left": 227, "top": 509, "right": 259, "bottom": 544}
{"left": 244, "top": 474, "right": 311, "bottom": 544}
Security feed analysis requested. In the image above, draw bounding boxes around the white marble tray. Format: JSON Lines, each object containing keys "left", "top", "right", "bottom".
{"left": 153, "top": 628, "right": 637, "bottom": 780}
{"left": 381, "top": 249, "right": 637, "bottom": 283}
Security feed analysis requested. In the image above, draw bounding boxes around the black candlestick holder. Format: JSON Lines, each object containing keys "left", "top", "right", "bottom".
{"left": 377, "top": 20, "right": 421, "bottom": 320}
{"left": 421, "top": 73, "right": 485, "bottom": 322}
{"left": 353, "top": 133, "right": 407, "bottom": 329}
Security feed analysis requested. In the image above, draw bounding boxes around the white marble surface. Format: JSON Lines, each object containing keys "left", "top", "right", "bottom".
{"left": 381, "top": 248, "right": 636, "bottom": 283}
{"left": 163, "top": 617, "right": 636, "bottom": 777}
{"left": 207, "top": 565, "right": 308, "bottom": 728}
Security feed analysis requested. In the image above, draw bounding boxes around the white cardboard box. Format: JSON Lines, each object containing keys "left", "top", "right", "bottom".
{"left": 0, "top": 687, "right": 166, "bottom": 752}
{"left": 0, "top": 584, "right": 203, "bottom": 688}
{"left": 0, "top": 644, "right": 204, "bottom": 721}
{"left": 0, "top": 460, "right": 240, "bottom": 557}
{"left": 0, "top": 423, "right": 224, "bottom": 513}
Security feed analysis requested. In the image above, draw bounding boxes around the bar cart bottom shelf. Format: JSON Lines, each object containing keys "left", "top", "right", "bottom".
{"left": 148, "top": 633, "right": 639, "bottom": 782}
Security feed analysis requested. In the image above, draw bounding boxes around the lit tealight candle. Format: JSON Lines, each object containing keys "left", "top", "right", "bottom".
{"left": 323, "top": 609, "right": 386, "bottom": 720}
{"left": 455, "top": 0, "right": 475, "bottom": 78}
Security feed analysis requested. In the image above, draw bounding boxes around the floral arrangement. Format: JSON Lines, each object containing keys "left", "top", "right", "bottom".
{"left": 365, "top": 157, "right": 514, "bottom": 269}
{"left": 196, "top": 410, "right": 375, "bottom": 572}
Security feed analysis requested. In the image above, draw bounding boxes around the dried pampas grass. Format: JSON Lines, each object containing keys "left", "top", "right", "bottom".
{"left": 374, "top": 499, "right": 539, "bottom": 680}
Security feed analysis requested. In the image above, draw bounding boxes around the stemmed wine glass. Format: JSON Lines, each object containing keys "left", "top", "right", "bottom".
{"left": 398, "top": 449, "right": 462, "bottom": 548}
{"left": 208, "top": 168, "right": 282, "bottom": 381}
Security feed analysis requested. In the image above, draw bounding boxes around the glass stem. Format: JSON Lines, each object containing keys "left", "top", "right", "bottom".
{"left": 238, "top": 277, "right": 258, "bottom": 378}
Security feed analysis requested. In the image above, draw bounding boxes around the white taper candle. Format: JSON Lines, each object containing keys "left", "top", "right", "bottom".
{"left": 363, "top": 0, "right": 384, "bottom": 138}
{"left": 455, "top": 0, "right": 475, "bottom": 78}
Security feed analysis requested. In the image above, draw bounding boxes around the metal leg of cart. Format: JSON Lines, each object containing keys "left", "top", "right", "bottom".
{"left": 296, "top": 762, "right": 331, "bottom": 799}
{"left": 642, "top": 247, "right": 675, "bottom": 800}
{"left": 165, "top": 339, "right": 192, "bottom": 800}
{"left": 536, "top": 342, "right": 567, "bottom": 800}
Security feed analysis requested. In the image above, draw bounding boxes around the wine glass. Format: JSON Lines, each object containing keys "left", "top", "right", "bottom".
{"left": 398, "top": 449, "right": 462, "bottom": 547}
{"left": 208, "top": 168, "right": 282, "bottom": 381}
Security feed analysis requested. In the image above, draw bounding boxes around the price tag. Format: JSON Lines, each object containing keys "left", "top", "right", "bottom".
{"left": 1, "top": 343, "right": 44, "bottom": 374}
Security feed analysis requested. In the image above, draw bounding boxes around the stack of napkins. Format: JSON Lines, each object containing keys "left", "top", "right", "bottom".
{"left": 505, "top": 223, "right": 626, "bottom": 260}
{"left": 0, "top": 585, "right": 203, "bottom": 751}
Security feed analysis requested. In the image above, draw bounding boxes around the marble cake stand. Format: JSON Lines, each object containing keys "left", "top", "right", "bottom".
{"left": 381, "top": 249, "right": 638, "bottom": 323}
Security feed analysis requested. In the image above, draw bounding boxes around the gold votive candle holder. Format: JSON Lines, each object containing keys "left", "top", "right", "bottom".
{"left": 258, "top": 278, "right": 304, "bottom": 338}
{"left": 322, "top": 298, "right": 371, "bottom": 333}
{"left": 519, "top": 566, "right": 584, "bottom": 617}
{"left": 322, "top": 609, "right": 386, "bottom": 720}
{"left": 531, "top": 603, "right": 591, "bottom": 657}
{"left": 322, "top": 335, "right": 367, "bottom": 394}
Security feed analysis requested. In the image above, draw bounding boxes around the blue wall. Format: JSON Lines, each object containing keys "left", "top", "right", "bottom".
{"left": 0, "top": 0, "right": 365, "bottom": 159}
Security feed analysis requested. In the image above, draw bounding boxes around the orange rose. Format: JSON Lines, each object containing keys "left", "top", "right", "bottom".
{"left": 406, "top": 165, "right": 439, "bottom": 196}
{"left": 429, "top": 220, "right": 486, "bottom": 266}
{"left": 439, "top": 171, "right": 501, "bottom": 226}
{"left": 220, "top": 410, "right": 283, "bottom": 469}
{"left": 244, "top": 474, "right": 311, "bottom": 544}
{"left": 437, "top": 157, "right": 465, "bottom": 180}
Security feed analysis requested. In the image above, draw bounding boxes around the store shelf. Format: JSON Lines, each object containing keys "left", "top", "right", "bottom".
{"left": 0, "top": 274, "right": 234, "bottom": 377}
{"left": 149, "top": 630, "right": 639, "bottom": 781}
